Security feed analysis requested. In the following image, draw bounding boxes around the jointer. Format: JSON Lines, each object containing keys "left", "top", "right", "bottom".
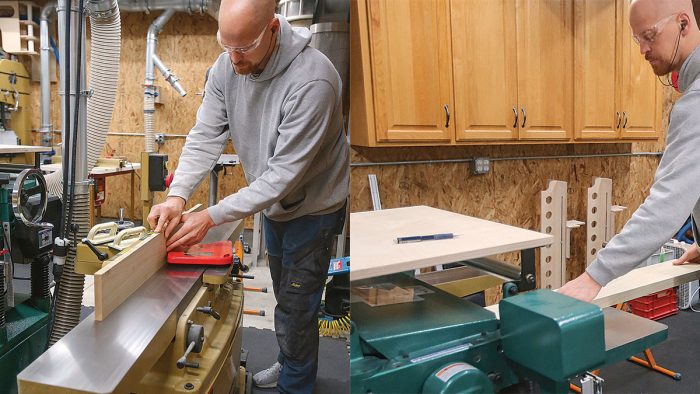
{"left": 17, "top": 222, "right": 248, "bottom": 394}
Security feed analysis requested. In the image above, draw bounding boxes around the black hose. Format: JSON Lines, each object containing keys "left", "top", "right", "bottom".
{"left": 60, "top": 0, "right": 71, "bottom": 240}
{"left": 67, "top": 0, "right": 84, "bottom": 239}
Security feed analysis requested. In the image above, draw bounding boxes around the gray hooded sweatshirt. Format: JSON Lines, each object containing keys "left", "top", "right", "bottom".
{"left": 168, "top": 15, "right": 349, "bottom": 224}
{"left": 586, "top": 45, "right": 700, "bottom": 286}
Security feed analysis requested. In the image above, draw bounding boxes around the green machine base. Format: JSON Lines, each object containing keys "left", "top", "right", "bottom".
{"left": 0, "top": 298, "right": 50, "bottom": 394}
{"left": 351, "top": 273, "right": 668, "bottom": 394}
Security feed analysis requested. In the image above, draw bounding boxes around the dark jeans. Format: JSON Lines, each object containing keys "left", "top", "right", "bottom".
{"left": 263, "top": 203, "right": 346, "bottom": 394}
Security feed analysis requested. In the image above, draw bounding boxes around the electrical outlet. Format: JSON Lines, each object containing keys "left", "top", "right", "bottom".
{"left": 471, "top": 157, "right": 490, "bottom": 175}
{"left": 155, "top": 134, "right": 165, "bottom": 145}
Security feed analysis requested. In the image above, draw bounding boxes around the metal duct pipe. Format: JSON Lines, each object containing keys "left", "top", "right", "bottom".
{"left": 118, "top": 0, "right": 219, "bottom": 18}
{"left": 152, "top": 53, "right": 187, "bottom": 97}
{"left": 144, "top": 8, "right": 175, "bottom": 152}
{"left": 40, "top": 2, "right": 57, "bottom": 157}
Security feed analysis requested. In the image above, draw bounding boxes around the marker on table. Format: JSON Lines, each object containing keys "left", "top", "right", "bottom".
{"left": 394, "top": 233, "right": 456, "bottom": 244}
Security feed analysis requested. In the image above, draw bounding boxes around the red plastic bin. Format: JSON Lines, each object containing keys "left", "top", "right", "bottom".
{"left": 629, "top": 288, "right": 679, "bottom": 320}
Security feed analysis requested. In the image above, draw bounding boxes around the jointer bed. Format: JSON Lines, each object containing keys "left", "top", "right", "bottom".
{"left": 17, "top": 221, "right": 247, "bottom": 394}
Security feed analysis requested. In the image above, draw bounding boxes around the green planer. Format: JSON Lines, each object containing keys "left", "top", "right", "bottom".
{"left": 350, "top": 273, "right": 668, "bottom": 394}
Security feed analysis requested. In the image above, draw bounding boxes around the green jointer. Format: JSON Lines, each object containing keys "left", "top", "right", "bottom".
{"left": 350, "top": 273, "right": 668, "bottom": 394}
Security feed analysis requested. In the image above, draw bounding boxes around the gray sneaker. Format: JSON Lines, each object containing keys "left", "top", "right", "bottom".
{"left": 253, "top": 362, "right": 282, "bottom": 388}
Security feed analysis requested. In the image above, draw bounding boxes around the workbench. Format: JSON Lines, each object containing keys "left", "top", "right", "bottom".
{"left": 41, "top": 161, "right": 141, "bottom": 223}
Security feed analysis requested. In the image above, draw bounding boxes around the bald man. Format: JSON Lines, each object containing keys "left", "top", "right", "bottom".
{"left": 147, "top": 0, "right": 348, "bottom": 392}
{"left": 559, "top": 0, "right": 700, "bottom": 301}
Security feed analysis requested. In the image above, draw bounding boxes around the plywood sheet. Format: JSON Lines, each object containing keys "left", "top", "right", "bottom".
{"left": 350, "top": 206, "right": 553, "bottom": 281}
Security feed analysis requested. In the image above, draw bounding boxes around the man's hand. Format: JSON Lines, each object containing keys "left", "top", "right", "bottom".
{"left": 557, "top": 272, "right": 602, "bottom": 303}
{"left": 166, "top": 209, "right": 216, "bottom": 252}
{"left": 147, "top": 197, "right": 186, "bottom": 238}
{"left": 673, "top": 243, "right": 700, "bottom": 265}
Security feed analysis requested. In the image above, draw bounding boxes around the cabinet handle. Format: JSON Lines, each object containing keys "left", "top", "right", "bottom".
{"left": 622, "top": 112, "right": 628, "bottom": 128}
{"left": 521, "top": 107, "right": 527, "bottom": 128}
{"left": 444, "top": 104, "right": 450, "bottom": 128}
{"left": 616, "top": 112, "right": 621, "bottom": 128}
{"left": 512, "top": 106, "right": 518, "bottom": 128}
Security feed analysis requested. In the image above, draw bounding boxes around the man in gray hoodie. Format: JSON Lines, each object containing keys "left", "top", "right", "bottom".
{"left": 559, "top": 0, "right": 700, "bottom": 301}
{"left": 147, "top": 0, "right": 349, "bottom": 392}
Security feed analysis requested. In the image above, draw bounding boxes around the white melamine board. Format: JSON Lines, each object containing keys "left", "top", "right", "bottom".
{"left": 485, "top": 260, "right": 700, "bottom": 318}
{"left": 350, "top": 206, "right": 553, "bottom": 281}
{"left": 0, "top": 144, "right": 52, "bottom": 153}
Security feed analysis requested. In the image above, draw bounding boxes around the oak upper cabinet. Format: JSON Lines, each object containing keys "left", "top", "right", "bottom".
{"left": 365, "top": 0, "right": 454, "bottom": 143}
{"left": 574, "top": 0, "right": 620, "bottom": 140}
{"left": 574, "top": 0, "right": 662, "bottom": 140}
{"left": 516, "top": 0, "right": 573, "bottom": 140}
{"left": 452, "top": 0, "right": 518, "bottom": 141}
{"left": 619, "top": 0, "right": 663, "bottom": 139}
{"left": 452, "top": 0, "right": 572, "bottom": 142}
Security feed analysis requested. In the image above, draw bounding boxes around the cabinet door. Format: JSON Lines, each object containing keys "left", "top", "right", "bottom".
{"left": 367, "top": 0, "right": 454, "bottom": 143}
{"left": 573, "top": 0, "right": 620, "bottom": 140}
{"left": 516, "top": 0, "right": 573, "bottom": 140}
{"left": 620, "top": 0, "right": 662, "bottom": 139}
{"left": 452, "top": 0, "right": 518, "bottom": 141}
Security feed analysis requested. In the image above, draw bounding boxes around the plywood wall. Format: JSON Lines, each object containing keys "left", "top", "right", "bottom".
{"left": 350, "top": 87, "right": 678, "bottom": 305}
{"left": 25, "top": 5, "right": 249, "bottom": 224}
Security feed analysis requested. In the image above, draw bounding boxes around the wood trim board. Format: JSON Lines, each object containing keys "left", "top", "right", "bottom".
{"left": 94, "top": 233, "right": 166, "bottom": 321}
{"left": 350, "top": 206, "right": 553, "bottom": 281}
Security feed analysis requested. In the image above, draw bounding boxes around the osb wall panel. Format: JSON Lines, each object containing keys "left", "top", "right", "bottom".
{"left": 25, "top": 7, "right": 250, "bottom": 225}
{"left": 351, "top": 86, "right": 678, "bottom": 305}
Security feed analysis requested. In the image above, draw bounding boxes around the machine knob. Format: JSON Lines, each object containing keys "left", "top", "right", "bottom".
{"left": 196, "top": 302, "right": 221, "bottom": 320}
{"left": 84, "top": 239, "right": 108, "bottom": 261}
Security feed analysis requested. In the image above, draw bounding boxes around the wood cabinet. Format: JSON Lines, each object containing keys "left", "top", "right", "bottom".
{"left": 451, "top": 0, "right": 518, "bottom": 141}
{"left": 619, "top": 0, "right": 663, "bottom": 139}
{"left": 350, "top": 0, "right": 663, "bottom": 147}
{"left": 574, "top": 0, "right": 662, "bottom": 140}
{"left": 365, "top": 0, "right": 454, "bottom": 143}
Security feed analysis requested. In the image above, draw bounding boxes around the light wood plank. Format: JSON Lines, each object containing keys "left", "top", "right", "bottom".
{"left": 485, "top": 260, "right": 700, "bottom": 318}
{"left": 94, "top": 233, "right": 166, "bottom": 321}
{"left": 540, "top": 180, "right": 567, "bottom": 289}
{"left": 350, "top": 206, "right": 553, "bottom": 281}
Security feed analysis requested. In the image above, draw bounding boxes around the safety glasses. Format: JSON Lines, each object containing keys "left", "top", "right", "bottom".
{"left": 632, "top": 13, "right": 678, "bottom": 46}
{"left": 218, "top": 18, "right": 274, "bottom": 55}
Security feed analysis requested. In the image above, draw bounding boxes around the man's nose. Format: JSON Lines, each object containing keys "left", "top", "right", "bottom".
{"left": 229, "top": 51, "right": 243, "bottom": 63}
{"left": 639, "top": 41, "right": 651, "bottom": 56}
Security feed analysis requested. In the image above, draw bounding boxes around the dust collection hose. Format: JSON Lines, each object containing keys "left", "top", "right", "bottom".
{"left": 47, "top": 0, "right": 122, "bottom": 345}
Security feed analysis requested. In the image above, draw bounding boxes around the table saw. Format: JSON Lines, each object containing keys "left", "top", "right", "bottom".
{"left": 349, "top": 206, "right": 670, "bottom": 393}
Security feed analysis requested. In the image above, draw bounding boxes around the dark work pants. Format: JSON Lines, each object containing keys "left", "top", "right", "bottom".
{"left": 263, "top": 203, "right": 346, "bottom": 394}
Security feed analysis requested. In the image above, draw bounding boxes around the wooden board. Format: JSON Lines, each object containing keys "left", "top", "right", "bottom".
{"left": 0, "top": 144, "right": 51, "bottom": 153}
{"left": 350, "top": 206, "right": 553, "bottom": 281}
{"left": 485, "top": 260, "right": 700, "bottom": 318}
{"left": 94, "top": 232, "right": 166, "bottom": 321}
